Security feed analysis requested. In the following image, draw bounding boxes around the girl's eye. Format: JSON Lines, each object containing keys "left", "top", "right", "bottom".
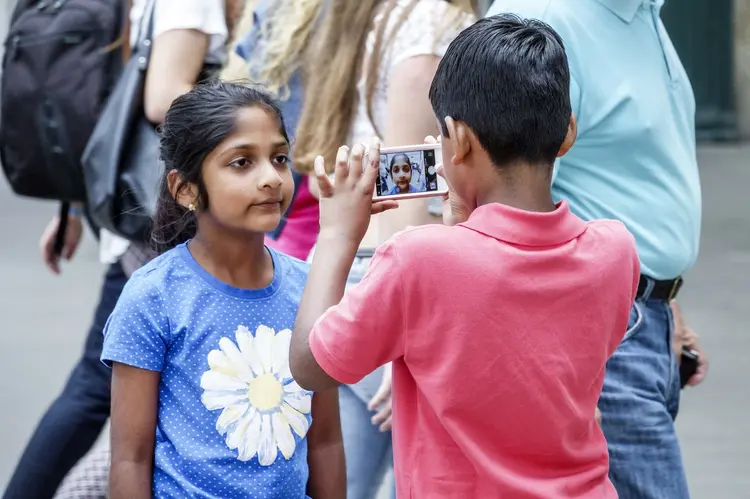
{"left": 229, "top": 158, "right": 250, "bottom": 169}
{"left": 273, "top": 154, "right": 289, "bottom": 165}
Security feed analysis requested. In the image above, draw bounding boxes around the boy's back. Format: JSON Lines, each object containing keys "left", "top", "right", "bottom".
{"left": 294, "top": 13, "right": 641, "bottom": 498}
{"left": 309, "top": 202, "right": 639, "bottom": 497}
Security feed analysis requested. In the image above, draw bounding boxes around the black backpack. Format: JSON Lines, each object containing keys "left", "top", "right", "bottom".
{"left": 0, "top": 0, "right": 127, "bottom": 203}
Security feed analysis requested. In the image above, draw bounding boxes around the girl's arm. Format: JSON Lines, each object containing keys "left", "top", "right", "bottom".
{"left": 144, "top": 29, "right": 210, "bottom": 124}
{"left": 306, "top": 389, "right": 345, "bottom": 499}
{"left": 109, "top": 363, "right": 161, "bottom": 499}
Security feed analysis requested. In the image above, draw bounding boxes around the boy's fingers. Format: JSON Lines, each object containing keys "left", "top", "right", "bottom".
{"left": 314, "top": 156, "right": 334, "bottom": 198}
{"left": 436, "top": 164, "right": 456, "bottom": 193}
{"left": 333, "top": 146, "right": 349, "bottom": 186}
{"left": 359, "top": 138, "right": 381, "bottom": 190}
{"left": 348, "top": 143, "right": 365, "bottom": 183}
{"left": 424, "top": 135, "right": 438, "bottom": 144}
{"left": 371, "top": 200, "right": 398, "bottom": 215}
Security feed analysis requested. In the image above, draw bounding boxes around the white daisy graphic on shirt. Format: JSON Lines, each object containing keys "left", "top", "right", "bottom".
{"left": 200, "top": 325, "right": 312, "bottom": 466}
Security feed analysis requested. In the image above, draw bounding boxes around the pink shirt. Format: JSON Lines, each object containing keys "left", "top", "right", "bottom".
{"left": 309, "top": 201, "right": 639, "bottom": 498}
{"left": 265, "top": 177, "right": 319, "bottom": 260}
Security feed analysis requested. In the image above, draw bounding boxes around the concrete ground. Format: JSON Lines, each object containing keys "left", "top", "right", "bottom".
{"left": 0, "top": 145, "right": 748, "bottom": 498}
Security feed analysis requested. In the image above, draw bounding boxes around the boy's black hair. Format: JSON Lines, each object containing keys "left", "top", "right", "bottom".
{"left": 151, "top": 81, "right": 289, "bottom": 253}
{"left": 429, "top": 14, "right": 571, "bottom": 168}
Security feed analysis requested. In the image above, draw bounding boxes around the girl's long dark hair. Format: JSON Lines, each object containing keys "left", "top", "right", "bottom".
{"left": 151, "top": 81, "right": 289, "bottom": 253}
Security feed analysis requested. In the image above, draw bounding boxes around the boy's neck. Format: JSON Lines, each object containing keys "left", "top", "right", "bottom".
{"left": 476, "top": 162, "right": 557, "bottom": 213}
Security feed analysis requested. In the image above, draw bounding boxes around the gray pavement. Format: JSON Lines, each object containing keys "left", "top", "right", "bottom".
{"left": 0, "top": 145, "right": 748, "bottom": 498}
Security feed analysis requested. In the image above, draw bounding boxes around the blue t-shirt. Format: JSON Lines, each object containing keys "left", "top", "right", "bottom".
{"left": 101, "top": 243, "right": 313, "bottom": 498}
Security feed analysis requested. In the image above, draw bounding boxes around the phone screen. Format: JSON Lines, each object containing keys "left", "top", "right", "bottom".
{"left": 376, "top": 148, "right": 440, "bottom": 198}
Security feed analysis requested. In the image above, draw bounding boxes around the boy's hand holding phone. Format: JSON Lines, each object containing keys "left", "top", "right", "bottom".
{"left": 423, "top": 135, "right": 472, "bottom": 226}
{"left": 314, "top": 139, "right": 399, "bottom": 247}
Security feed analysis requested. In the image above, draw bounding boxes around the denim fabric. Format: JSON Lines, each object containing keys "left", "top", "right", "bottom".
{"left": 3, "top": 263, "right": 128, "bottom": 499}
{"left": 598, "top": 296, "right": 690, "bottom": 499}
{"left": 339, "top": 384, "right": 395, "bottom": 499}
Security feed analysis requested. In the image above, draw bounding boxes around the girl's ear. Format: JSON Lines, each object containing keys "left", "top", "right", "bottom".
{"left": 167, "top": 169, "right": 200, "bottom": 210}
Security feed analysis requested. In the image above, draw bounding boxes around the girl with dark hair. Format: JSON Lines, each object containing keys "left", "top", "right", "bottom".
{"left": 101, "top": 81, "right": 344, "bottom": 498}
{"left": 387, "top": 153, "right": 418, "bottom": 195}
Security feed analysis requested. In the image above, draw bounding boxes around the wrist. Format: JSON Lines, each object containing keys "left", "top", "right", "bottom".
{"left": 316, "top": 229, "right": 362, "bottom": 255}
{"left": 68, "top": 204, "right": 84, "bottom": 218}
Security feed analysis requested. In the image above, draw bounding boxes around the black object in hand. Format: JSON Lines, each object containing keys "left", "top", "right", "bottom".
{"left": 679, "top": 347, "right": 699, "bottom": 389}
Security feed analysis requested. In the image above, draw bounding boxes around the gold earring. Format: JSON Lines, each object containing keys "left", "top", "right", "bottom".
{"left": 188, "top": 203, "right": 196, "bottom": 212}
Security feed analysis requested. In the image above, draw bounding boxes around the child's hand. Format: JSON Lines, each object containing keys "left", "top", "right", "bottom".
{"left": 423, "top": 135, "right": 471, "bottom": 226}
{"left": 314, "top": 139, "right": 399, "bottom": 245}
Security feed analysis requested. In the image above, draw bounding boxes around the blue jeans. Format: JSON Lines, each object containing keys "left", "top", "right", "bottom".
{"left": 599, "top": 296, "right": 690, "bottom": 499}
{"left": 339, "top": 253, "right": 396, "bottom": 499}
{"left": 3, "top": 263, "right": 128, "bottom": 499}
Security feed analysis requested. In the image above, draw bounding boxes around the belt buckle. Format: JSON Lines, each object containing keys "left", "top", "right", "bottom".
{"left": 668, "top": 277, "right": 683, "bottom": 301}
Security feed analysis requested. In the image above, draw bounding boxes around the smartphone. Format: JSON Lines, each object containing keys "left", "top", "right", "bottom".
{"left": 679, "top": 347, "right": 699, "bottom": 389}
{"left": 374, "top": 144, "right": 448, "bottom": 201}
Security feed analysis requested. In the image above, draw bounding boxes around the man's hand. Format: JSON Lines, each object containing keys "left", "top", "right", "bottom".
{"left": 368, "top": 363, "right": 393, "bottom": 432}
{"left": 40, "top": 212, "right": 83, "bottom": 275}
{"left": 671, "top": 300, "right": 708, "bottom": 386}
{"left": 423, "top": 135, "right": 471, "bottom": 226}
{"left": 595, "top": 406, "right": 602, "bottom": 427}
{"left": 314, "top": 139, "right": 399, "bottom": 246}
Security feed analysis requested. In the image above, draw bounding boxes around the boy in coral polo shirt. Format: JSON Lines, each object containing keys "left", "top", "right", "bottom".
{"left": 290, "top": 14, "right": 640, "bottom": 498}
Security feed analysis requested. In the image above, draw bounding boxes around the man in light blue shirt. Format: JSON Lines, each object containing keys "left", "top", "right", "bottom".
{"left": 487, "top": 1, "right": 704, "bottom": 498}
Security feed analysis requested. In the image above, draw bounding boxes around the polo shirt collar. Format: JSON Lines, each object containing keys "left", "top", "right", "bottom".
{"left": 458, "top": 200, "right": 587, "bottom": 247}
{"left": 593, "top": 0, "right": 663, "bottom": 23}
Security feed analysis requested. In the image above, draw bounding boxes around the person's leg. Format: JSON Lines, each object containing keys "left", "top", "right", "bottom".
{"left": 599, "top": 298, "right": 690, "bottom": 499}
{"left": 3, "top": 263, "right": 128, "bottom": 499}
{"left": 339, "top": 382, "right": 394, "bottom": 499}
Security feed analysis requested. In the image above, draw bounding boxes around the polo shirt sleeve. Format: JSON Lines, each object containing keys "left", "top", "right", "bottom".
{"left": 308, "top": 241, "right": 406, "bottom": 385}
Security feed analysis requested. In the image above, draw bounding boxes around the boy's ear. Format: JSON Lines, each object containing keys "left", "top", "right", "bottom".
{"left": 445, "top": 116, "right": 472, "bottom": 166}
{"left": 557, "top": 114, "right": 578, "bottom": 158}
{"left": 167, "top": 169, "right": 199, "bottom": 210}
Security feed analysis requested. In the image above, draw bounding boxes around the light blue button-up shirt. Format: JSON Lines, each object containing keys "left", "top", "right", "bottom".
{"left": 487, "top": 0, "right": 702, "bottom": 279}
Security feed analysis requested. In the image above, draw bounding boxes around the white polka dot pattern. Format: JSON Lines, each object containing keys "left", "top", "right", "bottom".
{"left": 101, "top": 243, "right": 313, "bottom": 498}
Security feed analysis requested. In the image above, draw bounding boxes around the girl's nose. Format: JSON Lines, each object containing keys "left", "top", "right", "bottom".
{"left": 258, "top": 161, "right": 283, "bottom": 190}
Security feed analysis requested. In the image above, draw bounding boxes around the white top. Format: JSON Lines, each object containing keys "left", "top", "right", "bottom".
{"left": 100, "top": 0, "right": 228, "bottom": 264}
{"left": 348, "top": 0, "right": 474, "bottom": 145}
{"left": 130, "top": 0, "right": 228, "bottom": 63}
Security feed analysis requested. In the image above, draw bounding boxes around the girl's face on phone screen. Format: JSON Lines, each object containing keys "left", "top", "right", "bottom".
{"left": 391, "top": 156, "right": 412, "bottom": 192}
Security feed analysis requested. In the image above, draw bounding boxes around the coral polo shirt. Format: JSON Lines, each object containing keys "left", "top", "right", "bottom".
{"left": 309, "top": 201, "right": 639, "bottom": 498}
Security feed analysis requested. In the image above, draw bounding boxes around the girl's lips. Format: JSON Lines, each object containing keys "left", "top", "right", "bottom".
{"left": 252, "top": 201, "right": 281, "bottom": 210}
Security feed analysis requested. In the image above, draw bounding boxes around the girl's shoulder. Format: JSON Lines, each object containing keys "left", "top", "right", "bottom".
{"left": 272, "top": 249, "right": 310, "bottom": 290}
{"left": 122, "top": 246, "right": 186, "bottom": 301}
{"left": 377, "top": 0, "right": 476, "bottom": 70}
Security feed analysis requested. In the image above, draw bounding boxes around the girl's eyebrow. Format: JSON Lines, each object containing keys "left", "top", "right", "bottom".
{"left": 225, "top": 141, "right": 289, "bottom": 151}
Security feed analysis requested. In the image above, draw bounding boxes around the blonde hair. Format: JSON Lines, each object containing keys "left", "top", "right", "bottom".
{"left": 256, "top": 0, "right": 475, "bottom": 174}
{"left": 220, "top": 0, "right": 261, "bottom": 81}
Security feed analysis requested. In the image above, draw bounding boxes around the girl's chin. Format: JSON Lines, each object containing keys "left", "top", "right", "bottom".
{"left": 245, "top": 215, "right": 282, "bottom": 234}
